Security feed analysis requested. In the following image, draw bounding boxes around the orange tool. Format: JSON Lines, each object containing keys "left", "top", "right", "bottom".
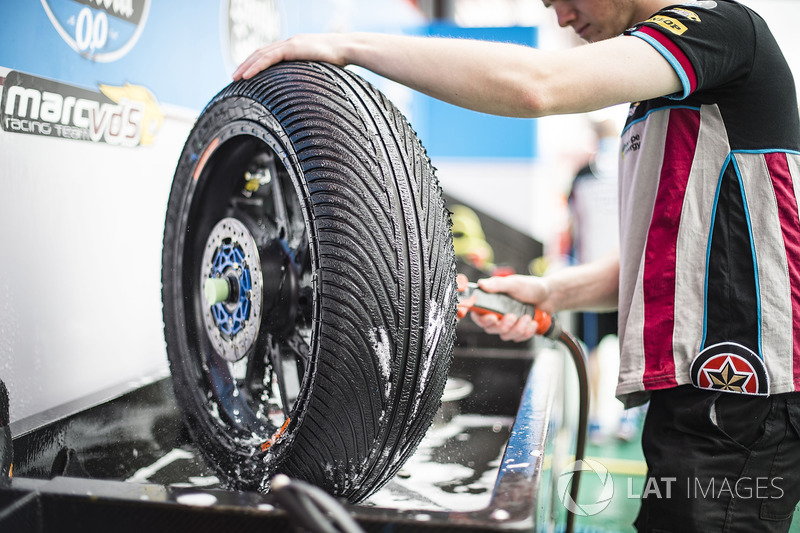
{"left": 456, "top": 274, "right": 561, "bottom": 340}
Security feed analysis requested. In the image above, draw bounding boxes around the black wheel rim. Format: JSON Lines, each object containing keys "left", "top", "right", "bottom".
{"left": 181, "top": 120, "right": 316, "bottom": 451}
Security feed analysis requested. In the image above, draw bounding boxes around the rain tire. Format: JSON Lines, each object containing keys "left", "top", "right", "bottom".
{"left": 161, "top": 61, "right": 457, "bottom": 502}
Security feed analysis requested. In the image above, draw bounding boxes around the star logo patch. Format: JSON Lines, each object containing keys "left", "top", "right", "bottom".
{"left": 690, "top": 342, "right": 769, "bottom": 396}
{"left": 701, "top": 356, "right": 753, "bottom": 392}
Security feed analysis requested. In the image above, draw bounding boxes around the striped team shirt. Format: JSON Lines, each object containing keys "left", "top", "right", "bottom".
{"left": 616, "top": 0, "right": 800, "bottom": 407}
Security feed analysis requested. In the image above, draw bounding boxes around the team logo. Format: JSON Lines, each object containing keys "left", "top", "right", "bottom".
{"left": 557, "top": 459, "right": 614, "bottom": 516}
{"left": 1, "top": 70, "right": 163, "bottom": 147}
{"left": 690, "top": 342, "right": 769, "bottom": 396}
{"left": 41, "top": 0, "right": 151, "bottom": 62}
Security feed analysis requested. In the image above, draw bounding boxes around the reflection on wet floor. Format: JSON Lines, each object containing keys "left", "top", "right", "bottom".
{"left": 126, "top": 448, "right": 220, "bottom": 488}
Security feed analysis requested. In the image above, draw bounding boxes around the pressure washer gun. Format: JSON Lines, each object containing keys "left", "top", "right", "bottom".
{"left": 455, "top": 274, "right": 562, "bottom": 340}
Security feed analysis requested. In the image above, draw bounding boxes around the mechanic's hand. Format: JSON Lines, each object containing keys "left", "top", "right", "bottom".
{"left": 470, "top": 275, "right": 552, "bottom": 343}
{"left": 233, "top": 33, "right": 348, "bottom": 81}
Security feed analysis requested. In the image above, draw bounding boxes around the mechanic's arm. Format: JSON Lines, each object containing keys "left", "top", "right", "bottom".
{"left": 472, "top": 250, "right": 620, "bottom": 343}
{"left": 233, "top": 32, "right": 681, "bottom": 117}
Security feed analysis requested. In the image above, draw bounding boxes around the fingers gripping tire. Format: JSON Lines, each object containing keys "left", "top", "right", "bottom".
{"left": 161, "top": 61, "right": 458, "bottom": 502}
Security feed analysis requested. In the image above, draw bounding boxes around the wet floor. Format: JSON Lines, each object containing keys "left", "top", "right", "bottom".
{"left": 119, "top": 413, "right": 513, "bottom": 513}
{"left": 10, "top": 375, "right": 513, "bottom": 514}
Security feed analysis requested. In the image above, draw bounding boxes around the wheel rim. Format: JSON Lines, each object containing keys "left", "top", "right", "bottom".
{"left": 184, "top": 121, "right": 315, "bottom": 451}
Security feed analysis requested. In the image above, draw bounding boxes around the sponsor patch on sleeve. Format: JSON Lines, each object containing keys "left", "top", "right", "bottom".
{"left": 647, "top": 15, "right": 688, "bottom": 35}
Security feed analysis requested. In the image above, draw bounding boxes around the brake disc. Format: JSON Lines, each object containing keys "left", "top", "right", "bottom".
{"left": 200, "top": 217, "right": 263, "bottom": 362}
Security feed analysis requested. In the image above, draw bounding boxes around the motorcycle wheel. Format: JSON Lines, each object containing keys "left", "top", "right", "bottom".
{"left": 161, "top": 61, "right": 457, "bottom": 502}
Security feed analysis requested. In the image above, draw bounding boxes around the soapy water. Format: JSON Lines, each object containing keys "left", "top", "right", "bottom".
{"left": 410, "top": 290, "right": 452, "bottom": 418}
{"left": 364, "top": 413, "right": 512, "bottom": 512}
{"left": 369, "top": 327, "right": 393, "bottom": 399}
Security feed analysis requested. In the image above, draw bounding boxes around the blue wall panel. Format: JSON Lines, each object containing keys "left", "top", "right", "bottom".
{"left": 413, "top": 24, "right": 538, "bottom": 160}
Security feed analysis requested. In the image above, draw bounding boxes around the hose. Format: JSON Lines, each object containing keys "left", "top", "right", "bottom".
{"left": 270, "top": 474, "right": 365, "bottom": 533}
{"left": 557, "top": 328, "right": 590, "bottom": 533}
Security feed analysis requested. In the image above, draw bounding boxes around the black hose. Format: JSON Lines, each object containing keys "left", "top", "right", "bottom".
{"left": 271, "top": 474, "right": 365, "bottom": 533}
{"left": 557, "top": 329, "right": 590, "bottom": 533}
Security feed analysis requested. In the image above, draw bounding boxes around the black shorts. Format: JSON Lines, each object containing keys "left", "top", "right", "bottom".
{"left": 635, "top": 385, "right": 800, "bottom": 532}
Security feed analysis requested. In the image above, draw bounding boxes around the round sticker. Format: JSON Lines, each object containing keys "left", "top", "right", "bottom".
{"left": 41, "top": 0, "right": 151, "bottom": 62}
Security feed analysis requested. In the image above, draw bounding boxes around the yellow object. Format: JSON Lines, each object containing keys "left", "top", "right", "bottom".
{"left": 529, "top": 256, "right": 550, "bottom": 277}
{"left": 244, "top": 172, "right": 261, "bottom": 192}
{"left": 450, "top": 205, "right": 494, "bottom": 270}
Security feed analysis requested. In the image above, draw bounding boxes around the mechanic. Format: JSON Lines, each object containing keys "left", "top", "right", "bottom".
{"left": 233, "top": 0, "right": 800, "bottom": 530}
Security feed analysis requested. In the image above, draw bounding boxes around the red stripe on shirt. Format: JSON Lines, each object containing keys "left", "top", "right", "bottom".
{"left": 638, "top": 26, "right": 697, "bottom": 94}
{"left": 642, "top": 108, "right": 701, "bottom": 388}
{"left": 765, "top": 152, "right": 800, "bottom": 390}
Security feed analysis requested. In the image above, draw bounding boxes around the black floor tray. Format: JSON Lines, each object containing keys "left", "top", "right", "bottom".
{"left": 0, "top": 348, "right": 568, "bottom": 532}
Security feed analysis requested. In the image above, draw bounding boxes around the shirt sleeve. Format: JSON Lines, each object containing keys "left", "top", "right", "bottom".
{"left": 624, "top": 1, "right": 756, "bottom": 100}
